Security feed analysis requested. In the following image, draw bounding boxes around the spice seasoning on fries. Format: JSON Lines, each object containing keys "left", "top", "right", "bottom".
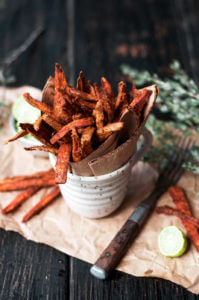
{"left": 55, "top": 143, "right": 72, "bottom": 183}
{"left": 6, "top": 63, "right": 154, "bottom": 184}
{"left": 2, "top": 186, "right": 41, "bottom": 214}
{"left": 0, "top": 169, "right": 59, "bottom": 222}
{"left": 22, "top": 186, "right": 60, "bottom": 222}
{"left": 0, "top": 176, "right": 55, "bottom": 192}
{"left": 4, "top": 129, "right": 28, "bottom": 144}
{"left": 156, "top": 186, "right": 199, "bottom": 251}
{"left": 156, "top": 205, "right": 199, "bottom": 229}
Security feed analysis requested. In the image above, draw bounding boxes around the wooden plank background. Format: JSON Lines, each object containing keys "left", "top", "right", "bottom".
{"left": 0, "top": 0, "right": 199, "bottom": 299}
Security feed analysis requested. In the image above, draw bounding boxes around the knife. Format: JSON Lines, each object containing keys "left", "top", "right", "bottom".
{"left": 90, "top": 187, "right": 164, "bottom": 280}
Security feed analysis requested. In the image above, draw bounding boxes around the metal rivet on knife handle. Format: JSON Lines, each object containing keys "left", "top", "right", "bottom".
{"left": 90, "top": 220, "right": 139, "bottom": 279}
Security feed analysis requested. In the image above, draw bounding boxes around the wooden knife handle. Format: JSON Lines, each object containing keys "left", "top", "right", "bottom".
{"left": 90, "top": 220, "right": 139, "bottom": 279}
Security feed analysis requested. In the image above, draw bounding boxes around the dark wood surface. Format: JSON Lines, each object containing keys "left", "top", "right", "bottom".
{"left": 0, "top": 0, "right": 199, "bottom": 299}
{"left": 94, "top": 220, "right": 139, "bottom": 276}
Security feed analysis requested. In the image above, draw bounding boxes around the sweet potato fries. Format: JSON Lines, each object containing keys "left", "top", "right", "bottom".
{"left": 1, "top": 169, "right": 60, "bottom": 222}
{"left": 7, "top": 63, "right": 152, "bottom": 184}
{"left": 156, "top": 186, "right": 199, "bottom": 251}
{"left": 22, "top": 186, "right": 60, "bottom": 222}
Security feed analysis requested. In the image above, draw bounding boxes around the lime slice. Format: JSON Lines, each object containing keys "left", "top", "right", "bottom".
{"left": 158, "top": 226, "right": 187, "bottom": 257}
{"left": 12, "top": 95, "right": 41, "bottom": 143}
{"left": 12, "top": 95, "right": 41, "bottom": 124}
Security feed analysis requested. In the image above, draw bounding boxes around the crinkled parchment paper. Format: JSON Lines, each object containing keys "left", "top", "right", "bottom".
{"left": 0, "top": 87, "right": 199, "bottom": 294}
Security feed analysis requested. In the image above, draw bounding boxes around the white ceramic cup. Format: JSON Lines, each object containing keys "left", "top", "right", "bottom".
{"left": 49, "top": 128, "right": 152, "bottom": 218}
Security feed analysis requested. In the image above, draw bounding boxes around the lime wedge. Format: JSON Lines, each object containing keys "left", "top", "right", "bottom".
{"left": 158, "top": 226, "right": 187, "bottom": 257}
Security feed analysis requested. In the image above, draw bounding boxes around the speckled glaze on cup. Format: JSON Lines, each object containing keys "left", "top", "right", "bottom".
{"left": 49, "top": 128, "right": 152, "bottom": 218}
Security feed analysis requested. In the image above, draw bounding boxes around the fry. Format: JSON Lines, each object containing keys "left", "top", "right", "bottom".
{"left": 115, "top": 81, "right": 128, "bottom": 112}
{"left": 129, "top": 89, "right": 152, "bottom": 115}
{"left": 96, "top": 122, "right": 123, "bottom": 142}
{"left": 95, "top": 131, "right": 111, "bottom": 142}
{"left": 76, "top": 71, "right": 87, "bottom": 91}
{"left": 72, "top": 128, "right": 82, "bottom": 162}
{"left": 55, "top": 63, "right": 68, "bottom": 91}
{"left": 93, "top": 99, "right": 104, "bottom": 129}
{"left": 169, "top": 186, "right": 199, "bottom": 251}
{"left": 54, "top": 90, "right": 73, "bottom": 123}
{"left": 33, "top": 116, "right": 43, "bottom": 131}
{"left": 50, "top": 117, "right": 94, "bottom": 144}
{"left": 115, "top": 81, "right": 125, "bottom": 110}
{"left": 87, "top": 80, "right": 95, "bottom": 95}
{"left": 94, "top": 83, "right": 101, "bottom": 98}
{"left": 101, "top": 77, "right": 114, "bottom": 98}
{"left": 56, "top": 85, "right": 81, "bottom": 114}
{"left": 67, "top": 87, "right": 104, "bottom": 102}
{"left": 156, "top": 205, "right": 199, "bottom": 229}
{"left": 2, "top": 186, "right": 41, "bottom": 213}
{"left": 55, "top": 143, "right": 72, "bottom": 184}
{"left": 95, "top": 80, "right": 115, "bottom": 122}
{"left": 22, "top": 186, "right": 60, "bottom": 222}
{"left": 102, "top": 99, "right": 114, "bottom": 123}
{"left": 129, "top": 81, "right": 140, "bottom": 99}
{"left": 23, "top": 93, "right": 53, "bottom": 115}
{"left": 42, "top": 113, "right": 63, "bottom": 131}
{"left": 75, "top": 98, "right": 95, "bottom": 112}
{"left": 54, "top": 64, "right": 76, "bottom": 118}
{"left": 77, "top": 128, "right": 85, "bottom": 134}
{"left": 72, "top": 113, "right": 84, "bottom": 121}
{"left": 20, "top": 123, "right": 53, "bottom": 147}
{"left": 0, "top": 168, "right": 54, "bottom": 184}
{"left": 81, "top": 127, "right": 95, "bottom": 158}
{"left": 96, "top": 122, "right": 124, "bottom": 134}
{"left": 169, "top": 186, "right": 191, "bottom": 214}
{"left": 4, "top": 129, "right": 28, "bottom": 144}
{"left": 24, "top": 145, "right": 59, "bottom": 155}
{"left": 0, "top": 177, "right": 55, "bottom": 192}
{"left": 61, "top": 92, "right": 74, "bottom": 106}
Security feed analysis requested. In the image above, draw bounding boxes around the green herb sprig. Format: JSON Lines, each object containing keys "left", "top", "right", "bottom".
{"left": 121, "top": 61, "right": 199, "bottom": 174}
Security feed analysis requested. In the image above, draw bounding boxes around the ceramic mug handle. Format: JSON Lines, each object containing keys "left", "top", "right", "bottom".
{"left": 130, "top": 127, "right": 153, "bottom": 167}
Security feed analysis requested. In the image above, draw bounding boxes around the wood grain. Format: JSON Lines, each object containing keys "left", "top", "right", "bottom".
{"left": 0, "top": 0, "right": 199, "bottom": 298}
{"left": 69, "top": 258, "right": 191, "bottom": 300}
{"left": 0, "top": 229, "right": 69, "bottom": 299}
{"left": 94, "top": 220, "right": 139, "bottom": 275}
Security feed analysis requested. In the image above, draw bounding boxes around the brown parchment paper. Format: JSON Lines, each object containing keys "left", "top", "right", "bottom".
{"left": 1, "top": 87, "right": 199, "bottom": 294}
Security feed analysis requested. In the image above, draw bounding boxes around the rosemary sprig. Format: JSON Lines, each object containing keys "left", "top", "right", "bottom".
{"left": 121, "top": 61, "right": 199, "bottom": 174}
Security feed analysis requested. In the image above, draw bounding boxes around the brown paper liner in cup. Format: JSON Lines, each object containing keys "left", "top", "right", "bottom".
{"left": 42, "top": 81, "right": 158, "bottom": 176}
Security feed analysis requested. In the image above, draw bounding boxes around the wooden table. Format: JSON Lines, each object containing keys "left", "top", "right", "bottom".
{"left": 0, "top": 0, "right": 199, "bottom": 298}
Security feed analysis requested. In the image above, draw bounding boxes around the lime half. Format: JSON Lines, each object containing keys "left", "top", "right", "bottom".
{"left": 158, "top": 226, "right": 187, "bottom": 257}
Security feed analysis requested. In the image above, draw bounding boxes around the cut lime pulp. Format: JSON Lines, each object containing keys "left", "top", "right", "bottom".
{"left": 12, "top": 95, "right": 41, "bottom": 124}
{"left": 158, "top": 226, "right": 187, "bottom": 257}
